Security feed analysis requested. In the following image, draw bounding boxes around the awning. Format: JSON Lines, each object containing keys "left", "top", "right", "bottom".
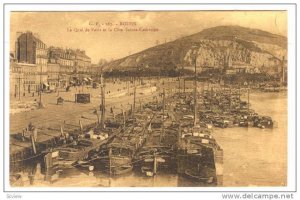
{"left": 43, "top": 82, "right": 49, "bottom": 87}
{"left": 88, "top": 77, "right": 93, "bottom": 81}
{"left": 83, "top": 78, "right": 88, "bottom": 81}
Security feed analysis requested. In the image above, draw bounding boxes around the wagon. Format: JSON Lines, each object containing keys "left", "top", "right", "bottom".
{"left": 57, "top": 97, "right": 64, "bottom": 105}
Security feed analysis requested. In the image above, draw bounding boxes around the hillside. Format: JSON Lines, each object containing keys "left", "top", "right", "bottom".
{"left": 103, "top": 25, "right": 287, "bottom": 75}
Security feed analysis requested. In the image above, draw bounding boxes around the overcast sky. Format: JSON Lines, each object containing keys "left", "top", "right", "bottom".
{"left": 10, "top": 11, "right": 287, "bottom": 63}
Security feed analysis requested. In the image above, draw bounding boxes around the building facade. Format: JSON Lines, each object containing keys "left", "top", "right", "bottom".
{"left": 10, "top": 62, "right": 38, "bottom": 98}
{"left": 73, "top": 49, "right": 92, "bottom": 73}
{"left": 12, "top": 31, "right": 93, "bottom": 97}
{"left": 15, "top": 32, "right": 48, "bottom": 65}
{"left": 48, "top": 47, "right": 75, "bottom": 73}
{"left": 47, "top": 63, "right": 60, "bottom": 89}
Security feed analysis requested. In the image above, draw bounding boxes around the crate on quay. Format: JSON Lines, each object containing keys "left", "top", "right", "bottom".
{"left": 75, "top": 93, "right": 91, "bottom": 104}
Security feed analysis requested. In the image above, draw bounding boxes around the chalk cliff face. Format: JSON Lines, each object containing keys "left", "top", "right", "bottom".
{"left": 104, "top": 26, "right": 287, "bottom": 74}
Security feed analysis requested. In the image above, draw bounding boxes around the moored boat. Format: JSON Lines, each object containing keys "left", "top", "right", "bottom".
{"left": 176, "top": 125, "right": 223, "bottom": 185}
{"left": 90, "top": 140, "right": 135, "bottom": 175}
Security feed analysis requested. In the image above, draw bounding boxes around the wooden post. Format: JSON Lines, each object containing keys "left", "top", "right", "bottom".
{"left": 31, "top": 135, "right": 37, "bottom": 155}
{"left": 139, "top": 99, "right": 142, "bottom": 110}
{"left": 44, "top": 153, "right": 53, "bottom": 170}
{"left": 183, "top": 78, "right": 186, "bottom": 94}
{"left": 178, "top": 77, "right": 181, "bottom": 92}
{"left": 153, "top": 152, "right": 157, "bottom": 175}
{"left": 178, "top": 125, "right": 181, "bottom": 143}
{"left": 122, "top": 109, "right": 126, "bottom": 128}
{"left": 21, "top": 129, "right": 25, "bottom": 142}
{"left": 96, "top": 111, "right": 100, "bottom": 125}
{"left": 109, "top": 148, "right": 112, "bottom": 175}
{"left": 127, "top": 81, "right": 129, "bottom": 93}
{"left": 79, "top": 120, "right": 83, "bottom": 131}
{"left": 33, "top": 128, "right": 38, "bottom": 142}
{"left": 60, "top": 125, "right": 64, "bottom": 136}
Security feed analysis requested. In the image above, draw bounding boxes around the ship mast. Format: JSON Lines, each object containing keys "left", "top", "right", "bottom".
{"left": 178, "top": 75, "right": 181, "bottom": 93}
{"left": 183, "top": 78, "right": 186, "bottom": 94}
{"left": 160, "top": 81, "right": 165, "bottom": 143}
{"left": 100, "top": 74, "right": 106, "bottom": 129}
{"left": 132, "top": 77, "right": 136, "bottom": 117}
{"left": 193, "top": 51, "right": 197, "bottom": 127}
{"left": 248, "top": 83, "right": 250, "bottom": 114}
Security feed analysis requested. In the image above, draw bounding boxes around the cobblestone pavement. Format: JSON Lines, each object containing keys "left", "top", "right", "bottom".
{"left": 10, "top": 85, "right": 160, "bottom": 134}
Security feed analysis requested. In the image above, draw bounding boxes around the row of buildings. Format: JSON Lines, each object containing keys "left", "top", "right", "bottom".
{"left": 10, "top": 31, "right": 101, "bottom": 99}
{"left": 224, "top": 59, "right": 287, "bottom": 83}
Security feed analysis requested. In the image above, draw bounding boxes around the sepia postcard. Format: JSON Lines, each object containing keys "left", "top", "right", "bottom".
{"left": 1, "top": 2, "right": 298, "bottom": 198}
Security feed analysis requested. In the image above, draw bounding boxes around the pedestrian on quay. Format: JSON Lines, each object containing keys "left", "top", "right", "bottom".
{"left": 28, "top": 122, "right": 34, "bottom": 131}
{"left": 27, "top": 122, "right": 38, "bottom": 142}
{"left": 59, "top": 134, "right": 66, "bottom": 145}
{"left": 21, "top": 129, "right": 26, "bottom": 142}
{"left": 69, "top": 135, "right": 74, "bottom": 144}
{"left": 72, "top": 138, "right": 78, "bottom": 146}
{"left": 65, "top": 133, "right": 70, "bottom": 142}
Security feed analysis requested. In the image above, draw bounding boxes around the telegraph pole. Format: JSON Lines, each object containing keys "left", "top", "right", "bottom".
{"left": 100, "top": 73, "right": 106, "bottom": 129}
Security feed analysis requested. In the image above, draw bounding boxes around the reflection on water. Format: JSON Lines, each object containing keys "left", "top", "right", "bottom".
{"left": 11, "top": 161, "right": 207, "bottom": 187}
{"left": 213, "top": 91, "right": 287, "bottom": 187}
{"left": 10, "top": 92, "right": 287, "bottom": 187}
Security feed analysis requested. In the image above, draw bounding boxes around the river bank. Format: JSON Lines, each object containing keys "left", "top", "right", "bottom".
{"left": 10, "top": 91, "right": 287, "bottom": 187}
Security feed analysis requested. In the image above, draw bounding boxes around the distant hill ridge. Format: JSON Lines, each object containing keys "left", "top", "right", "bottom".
{"left": 104, "top": 25, "right": 287, "bottom": 75}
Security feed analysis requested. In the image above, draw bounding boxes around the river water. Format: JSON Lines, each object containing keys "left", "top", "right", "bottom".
{"left": 213, "top": 91, "right": 287, "bottom": 187}
{"left": 11, "top": 91, "right": 287, "bottom": 187}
